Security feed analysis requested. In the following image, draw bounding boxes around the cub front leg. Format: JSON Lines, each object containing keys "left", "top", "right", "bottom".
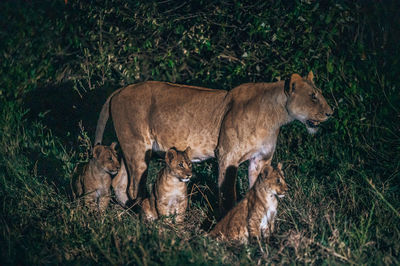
{"left": 248, "top": 212, "right": 262, "bottom": 240}
{"left": 174, "top": 196, "right": 188, "bottom": 223}
{"left": 84, "top": 190, "right": 98, "bottom": 210}
{"left": 98, "top": 191, "right": 111, "bottom": 212}
{"left": 261, "top": 213, "right": 275, "bottom": 239}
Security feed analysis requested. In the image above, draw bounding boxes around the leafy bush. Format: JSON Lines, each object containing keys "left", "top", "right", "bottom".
{"left": 0, "top": 0, "right": 399, "bottom": 264}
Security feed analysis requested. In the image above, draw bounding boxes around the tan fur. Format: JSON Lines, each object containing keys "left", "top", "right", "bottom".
{"left": 74, "top": 143, "right": 120, "bottom": 211}
{"left": 94, "top": 71, "right": 332, "bottom": 215}
{"left": 141, "top": 147, "right": 192, "bottom": 223}
{"left": 112, "top": 159, "right": 129, "bottom": 207}
{"left": 209, "top": 163, "right": 288, "bottom": 243}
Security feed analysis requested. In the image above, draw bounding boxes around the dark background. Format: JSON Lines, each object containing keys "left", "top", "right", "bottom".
{"left": 0, "top": 0, "right": 399, "bottom": 264}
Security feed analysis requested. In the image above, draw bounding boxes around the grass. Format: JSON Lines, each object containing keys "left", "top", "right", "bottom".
{"left": 1, "top": 0, "right": 399, "bottom": 264}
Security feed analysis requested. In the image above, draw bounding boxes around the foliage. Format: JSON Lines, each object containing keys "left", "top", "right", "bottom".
{"left": 0, "top": 0, "right": 399, "bottom": 264}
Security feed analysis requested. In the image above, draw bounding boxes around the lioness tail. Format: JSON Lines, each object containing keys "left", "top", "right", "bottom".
{"left": 94, "top": 88, "right": 122, "bottom": 145}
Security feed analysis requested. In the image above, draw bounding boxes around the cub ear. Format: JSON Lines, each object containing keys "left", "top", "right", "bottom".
{"left": 92, "top": 145, "right": 104, "bottom": 159}
{"left": 166, "top": 147, "right": 178, "bottom": 165}
{"left": 260, "top": 164, "right": 273, "bottom": 178}
{"left": 184, "top": 146, "right": 192, "bottom": 159}
{"left": 307, "top": 71, "right": 314, "bottom": 82}
{"left": 110, "top": 142, "right": 118, "bottom": 151}
{"left": 277, "top": 162, "right": 283, "bottom": 171}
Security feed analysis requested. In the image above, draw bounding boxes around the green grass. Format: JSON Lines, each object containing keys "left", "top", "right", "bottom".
{"left": 1, "top": 0, "right": 399, "bottom": 264}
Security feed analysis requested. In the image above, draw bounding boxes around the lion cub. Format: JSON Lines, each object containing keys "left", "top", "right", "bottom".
{"left": 74, "top": 143, "right": 120, "bottom": 211}
{"left": 209, "top": 163, "right": 288, "bottom": 243}
{"left": 142, "top": 147, "right": 192, "bottom": 223}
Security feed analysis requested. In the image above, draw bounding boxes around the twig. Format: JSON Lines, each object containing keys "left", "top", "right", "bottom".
{"left": 316, "top": 242, "right": 355, "bottom": 264}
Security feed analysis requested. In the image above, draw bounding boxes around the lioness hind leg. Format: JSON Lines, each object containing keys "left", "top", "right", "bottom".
{"left": 124, "top": 150, "right": 151, "bottom": 202}
{"left": 112, "top": 160, "right": 129, "bottom": 207}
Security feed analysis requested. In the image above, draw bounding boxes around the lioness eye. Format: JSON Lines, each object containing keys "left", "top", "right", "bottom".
{"left": 276, "top": 178, "right": 280, "bottom": 184}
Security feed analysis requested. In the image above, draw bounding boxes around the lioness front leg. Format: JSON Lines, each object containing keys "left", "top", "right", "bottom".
{"left": 248, "top": 156, "right": 272, "bottom": 188}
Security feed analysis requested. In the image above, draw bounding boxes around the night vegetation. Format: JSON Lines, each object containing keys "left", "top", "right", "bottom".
{"left": 1, "top": 0, "right": 399, "bottom": 264}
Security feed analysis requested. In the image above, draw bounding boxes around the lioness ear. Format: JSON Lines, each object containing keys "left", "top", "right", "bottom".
{"left": 288, "top": 73, "right": 302, "bottom": 94}
{"left": 166, "top": 148, "right": 178, "bottom": 165}
{"left": 307, "top": 71, "right": 314, "bottom": 82}
{"left": 291, "top": 73, "right": 302, "bottom": 83}
{"left": 184, "top": 146, "right": 192, "bottom": 159}
{"left": 92, "top": 145, "right": 103, "bottom": 159}
{"left": 110, "top": 142, "right": 118, "bottom": 151}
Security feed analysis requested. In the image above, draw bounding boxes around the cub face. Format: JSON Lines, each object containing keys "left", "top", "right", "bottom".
{"left": 92, "top": 142, "right": 120, "bottom": 175}
{"left": 259, "top": 163, "right": 288, "bottom": 197}
{"left": 165, "top": 147, "right": 193, "bottom": 182}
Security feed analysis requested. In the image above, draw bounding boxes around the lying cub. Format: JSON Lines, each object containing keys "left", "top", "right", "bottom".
{"left": 74, "top": 143, "right": 120, "bottom": 211}
{"left": 142, "top": 147, "right": 192, "bottom": 223}
{"left": 209, "top": 163, "right": 288, "bottom": 243}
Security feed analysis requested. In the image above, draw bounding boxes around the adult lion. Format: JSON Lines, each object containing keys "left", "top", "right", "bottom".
{"left": 95, "top": 71, "right": 333, "bottom": 214}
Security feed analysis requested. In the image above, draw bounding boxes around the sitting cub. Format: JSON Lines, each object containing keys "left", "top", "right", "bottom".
{"left": 74, "top": 143, "right": 120, "bottom": 211}
{"left": 209, "top": 163, "right": 288, "bottom": 243}
{"left": 142, "top": 147, "right": 192, "bottom": 223}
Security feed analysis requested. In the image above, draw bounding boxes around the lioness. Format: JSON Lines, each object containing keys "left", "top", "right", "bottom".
{"left": 209, "top": 163, "right": 288, "bottom": 243}
{"left": 74, "top": 143, "right": 120, "bottom": 211}
{"left": 141, "top": 147, "right": 192, "bottom": 223}
{"left": 94, "top": 71, "right": 332, "bottom": 214}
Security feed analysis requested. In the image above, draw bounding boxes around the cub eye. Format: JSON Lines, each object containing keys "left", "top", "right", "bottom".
{"left": 188, "top": 162, "right": 192, "bottom": 167}
{"left": 179, "top": 162, "right": 184, "bottom": 168}
{"left": 108, "top": 156, "right": 113, "bottom": 161}
{"left": 276, "top": 178, "right": 280, "bottom": 184}
{"left": 311, "top": 93, "right": 317, "bottom": 102}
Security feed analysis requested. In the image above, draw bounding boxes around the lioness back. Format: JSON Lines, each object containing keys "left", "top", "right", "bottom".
{"left": 110, "top": 82, "right": 230, "bottom": 161}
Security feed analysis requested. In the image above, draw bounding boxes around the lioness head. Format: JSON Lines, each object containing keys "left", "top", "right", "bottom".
{"left": 92, "top": 142, "right": 120, "bottom": 175}
{"left": 260, "top": 163, "right": 288, "bottom": 198}
{"left": 285, "top": 71, "right": 333, "bottom": 134}
{"left": 165, "top": 147, "right": 193, "bottom": 182}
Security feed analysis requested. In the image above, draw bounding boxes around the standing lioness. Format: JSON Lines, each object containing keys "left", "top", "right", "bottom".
{"left": 95, "top": 71, "right": 332, "bottom": 214}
